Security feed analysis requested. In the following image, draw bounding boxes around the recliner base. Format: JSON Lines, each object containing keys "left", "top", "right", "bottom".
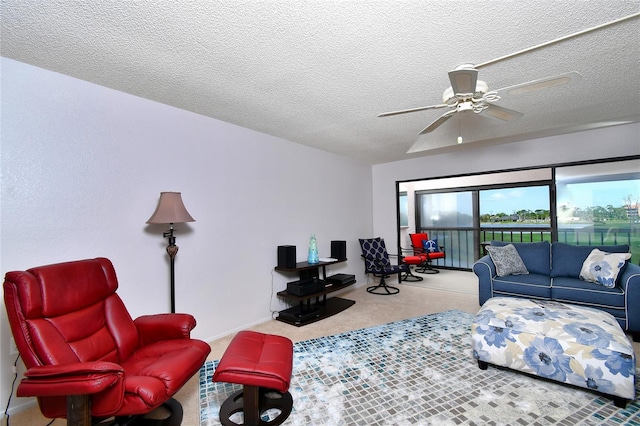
{"left": 95, "top": 398, "right": 183, "bottom": 426}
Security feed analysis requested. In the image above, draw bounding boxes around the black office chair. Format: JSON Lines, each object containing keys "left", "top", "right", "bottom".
{"left": 359, "top": 237, "right": 406, "bottom": 295}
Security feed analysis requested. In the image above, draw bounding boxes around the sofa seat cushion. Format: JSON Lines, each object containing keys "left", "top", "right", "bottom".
{"left": 492, "top": 273, "right": 551, "bottom": 299}
{"left": 551, "top": 277, "right": 626, "bottom": 310}
{"left": 550, "top": 243, "right": 630, "bottom": 279}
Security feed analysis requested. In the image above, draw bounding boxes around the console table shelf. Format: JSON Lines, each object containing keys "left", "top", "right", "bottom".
{"left": 275, "top": 259, "right": 356, "bottom": 326}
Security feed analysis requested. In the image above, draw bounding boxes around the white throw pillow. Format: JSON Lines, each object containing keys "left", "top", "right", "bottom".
{"left": 486, "top": 244, "right": 529, "bottom": 277}
{"left": 579, "top": 248, "right": 631, "bottom": 288}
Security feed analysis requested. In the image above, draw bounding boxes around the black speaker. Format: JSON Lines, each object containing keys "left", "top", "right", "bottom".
{"left": 330, "top": 240, "right": 347, "bottom": 260}
{"left": 277, "top": 245, "right": 296, "bottom": 268}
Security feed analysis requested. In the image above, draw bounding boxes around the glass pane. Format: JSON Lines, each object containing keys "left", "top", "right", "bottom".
{"left": 556, "top": 160, "right": 640, "bottom": 263}
{"left": 419, "top": 191, "right": 473, "bottom": 228}
{"left": 399, "top": 192, "right": 408, "bottom": 227}
{"left": 480, "top": 186, "right": 551, "bottom": 228}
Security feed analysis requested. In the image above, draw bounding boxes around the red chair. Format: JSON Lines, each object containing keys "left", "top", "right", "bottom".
{"left": 3, "top": 257, "right": 211, "bottom": 426}
{"left": 409, "top": 233, "right": 446, "bottom": 274}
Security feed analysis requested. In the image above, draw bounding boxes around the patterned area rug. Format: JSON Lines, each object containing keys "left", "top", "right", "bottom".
{"left": 199, "top": 310, "right": 640, "bottom": 425}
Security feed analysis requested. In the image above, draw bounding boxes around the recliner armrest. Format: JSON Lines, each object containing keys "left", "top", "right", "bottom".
{"left": 18, "top": 361, "right": 124, "bottom": 398}
{"left": 134, "top": 313, "right": 197, "bottom": 345}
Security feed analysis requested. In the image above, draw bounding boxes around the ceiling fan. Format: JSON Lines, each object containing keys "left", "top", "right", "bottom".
{"left": 378, "top": 64, "right": 581, "bottom": 136}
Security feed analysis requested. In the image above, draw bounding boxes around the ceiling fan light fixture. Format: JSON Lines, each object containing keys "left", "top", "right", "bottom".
{"left": 448, "top": 68, "right": 478, "bottom": 95}
{"left": 442, "top": 87, "right": 456, "bottom": 104}
{"left": 474, "top": 80, "right": 488, "bottom": 96}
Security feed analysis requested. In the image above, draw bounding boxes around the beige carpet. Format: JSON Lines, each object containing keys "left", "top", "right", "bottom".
{"left": 399, "top": 269, "right": 478, "bottom": 294}
{"left": 7, "top": 270, "right": 639, "bottom": 425}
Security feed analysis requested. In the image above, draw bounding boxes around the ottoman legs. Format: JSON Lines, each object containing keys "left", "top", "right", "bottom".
{"left": 219, "top": 385, "right": 293, "bottom": 426}
{"left": 213, "top": 331, "right": 294, "bottom": 426}
{"left": 613, "top": 396, "right": 630, "bottom": 409}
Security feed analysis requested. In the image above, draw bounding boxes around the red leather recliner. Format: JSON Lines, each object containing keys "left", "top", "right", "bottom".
{"left": 3, "top": 257, "right": 211, "bottom": 425}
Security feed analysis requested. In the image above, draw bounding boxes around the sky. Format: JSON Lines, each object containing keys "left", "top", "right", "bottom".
{"left": 558, "top": 180, "right": 640, "bottom": 211}
{"left": 480, "top": 186, "right": 548, "bottom": 215}
{"left": 479, "top": 180, "right": 640, "bottom": 215}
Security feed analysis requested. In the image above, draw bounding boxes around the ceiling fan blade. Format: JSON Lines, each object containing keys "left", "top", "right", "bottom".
{"left": 448, "top": 67, "right": 478, "bottom": 94}
{"left": 495, "top": 71, "right": 582, "bottom": 96}
{"left": 377, "top": 103, "right": 449, "bottom": 117}
{"left": 481, "top": 104, "right": 524, "bottom": 121}
{"left": 418, "top": 110, "right": 456, "bottom": 135}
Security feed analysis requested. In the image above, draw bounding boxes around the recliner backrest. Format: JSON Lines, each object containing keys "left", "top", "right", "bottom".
{"left": 4, "top": 258, "right": 139, "bottom": 369}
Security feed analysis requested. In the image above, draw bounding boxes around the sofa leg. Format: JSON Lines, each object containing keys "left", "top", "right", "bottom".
{"left": 631, "top": 332, "right": 640, "bottom": 343}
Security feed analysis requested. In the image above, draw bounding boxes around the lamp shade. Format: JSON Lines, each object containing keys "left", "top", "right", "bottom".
{"left": 147, "top": 192, "right": 195, "bottom": 224}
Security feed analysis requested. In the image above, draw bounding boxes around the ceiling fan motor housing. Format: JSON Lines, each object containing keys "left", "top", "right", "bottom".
{"left": 442, "top": 80, "right": 489, "bottom": 104}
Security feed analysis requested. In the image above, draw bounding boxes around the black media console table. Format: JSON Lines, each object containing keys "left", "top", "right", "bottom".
{"left": 275, "top": 259, "right": 355, "bottom": 326}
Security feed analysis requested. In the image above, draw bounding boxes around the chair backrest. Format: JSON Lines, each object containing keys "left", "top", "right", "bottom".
{"left": 3, "top": 258, "right": 139, "bottom": 370}
{"left": 409, "top": 233, "right": 429, "bottom": 255}
{"left": 359, "top": 238, "right": 391, "bottom": 273}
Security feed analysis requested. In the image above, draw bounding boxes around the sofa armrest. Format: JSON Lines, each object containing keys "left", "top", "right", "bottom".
{"left": 17, "top": 361, "right": 124, "bottom": 398}
{"left": 473, "top": 255, "right": 496, "bottom": 306}
{"left": 134, "top": 313, "right": 197, "bottom": 345}
{"left": 619, "top": 262, "right": 640, "bottom": 333}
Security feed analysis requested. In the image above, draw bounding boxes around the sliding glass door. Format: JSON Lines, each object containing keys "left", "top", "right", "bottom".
{"left": 415, "top": 184, "right": 552, "bottom": 268}
{"left": 401, "top": 156, "right": 640, "bottom": 269}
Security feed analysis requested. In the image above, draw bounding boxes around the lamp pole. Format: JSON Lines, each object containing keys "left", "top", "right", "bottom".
{"left": 164, "top": 224, "right": 179, "bottom": 313}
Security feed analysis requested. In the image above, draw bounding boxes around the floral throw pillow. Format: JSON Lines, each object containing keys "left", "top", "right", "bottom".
{"left": 422, "top": 239, "right": 440, "bottom": 253}
{"left": 579, "top": 248, "right": 631, "bottom": 288}
{"left": 486, "top": 244, "right": 529, "bottom": 277}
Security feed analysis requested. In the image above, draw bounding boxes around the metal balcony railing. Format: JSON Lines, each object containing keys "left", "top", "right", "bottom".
{"left": 418, "top": 226, "right": 637, "bottom": 270}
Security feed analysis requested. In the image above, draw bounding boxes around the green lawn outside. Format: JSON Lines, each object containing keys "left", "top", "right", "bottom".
{"left": 480, "top": 221, "right": 639, "bottom": 265}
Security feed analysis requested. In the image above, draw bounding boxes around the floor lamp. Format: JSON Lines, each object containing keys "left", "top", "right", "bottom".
{"left": 147, "top": 192, "right": 195, "bottom": 313}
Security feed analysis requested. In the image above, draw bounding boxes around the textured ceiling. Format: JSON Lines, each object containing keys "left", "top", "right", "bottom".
{"left": 2, "top": 1, "right": 639, "bottom": 164}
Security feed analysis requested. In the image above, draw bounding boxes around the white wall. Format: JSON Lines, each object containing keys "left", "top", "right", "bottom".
{"left": 373, "top": 123, "right": 640, "bottom": 251}
{"left": 0, "top": 58, "right": 373, "bottom": 414}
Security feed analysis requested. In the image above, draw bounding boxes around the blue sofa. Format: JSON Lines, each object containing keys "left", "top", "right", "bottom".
{"left": 473, "top": 241, "right": 640, "bottom": 338}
